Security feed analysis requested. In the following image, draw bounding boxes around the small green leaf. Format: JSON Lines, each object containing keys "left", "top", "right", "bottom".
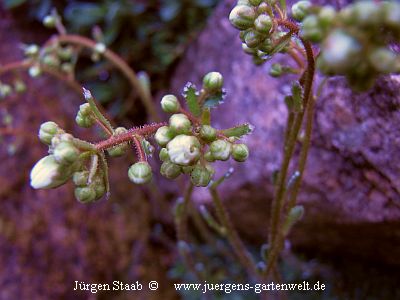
{"left": 201, "top": 109, "right": 211, "bottom": 125}
{"left": 221, "top": 123, "right": 254, "bottom": 138}
{"left": 182, "top": 82, "right": 201, "bottom": 117}
{"left": 291, "top": 82, "right": 303, "bottom": 112}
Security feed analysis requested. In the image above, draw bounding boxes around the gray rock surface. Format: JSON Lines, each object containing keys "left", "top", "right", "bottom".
{"left": 169, "top": 0, "right": 400, "bottom": 265}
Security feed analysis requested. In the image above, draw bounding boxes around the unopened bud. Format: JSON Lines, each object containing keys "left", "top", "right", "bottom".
{"left": 190, "top": 164, "right": 214, "bottom": 187}
{"left": 128, "top": 162, "right": 152, "bottom": 184}
{"left": 155, "top": 126, "right": 174, "bottom": 147}
{"left": 291, "top": 1, "right": 312, "bottom": 21}
{"left": 160, "top": 161, "right": 182, "bottom": 179}
{"left": 38, "top": 121, "right": 61, "bottom": 145}
{"left": 202, "top": 72, "right": 224, "bottom": 92}
{"left": 30, "top": 155, "right": 71, "bottom": 189}
{"left": 169, "top": 114, "right": 192, "bottom": 135}
{"left": 161, "top": 94, "right": 180, "bottom": 113}
{"left": 210, "top": 139, "right": 231, "bottom": 161}
{"left": 232, "top": 143, "right": 249, "bottom": 162}
{"left": 229, "top": 5, "right": 257, "bottom": 30}
{"left": 200, "top": 125, "right": 217, "bottom": 142}
{"left": 167, "top": 135, "right": 201, "bottom": 166}
{"left": 53, "top": 141, "right": 80, "bottom": 165}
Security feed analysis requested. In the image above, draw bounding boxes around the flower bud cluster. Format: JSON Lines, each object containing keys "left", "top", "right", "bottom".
{"left": 229, "top": 1, "right": 290, "bottom": 65}
{"left": 31, "top": 121, "right": 106, "bottom": 203}
{"left": 155, "top": 89, "right": 250, "bottom": 187}
{"left": 298, "top": 1, "right": 400, "bottom": 90}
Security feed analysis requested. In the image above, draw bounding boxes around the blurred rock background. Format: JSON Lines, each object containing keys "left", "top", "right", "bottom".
{"left": 1, "top": 0, "right": 400, "bottom": 299}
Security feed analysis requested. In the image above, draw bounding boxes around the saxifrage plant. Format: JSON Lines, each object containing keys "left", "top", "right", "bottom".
{"left": 1, "top": 0, "right": 399, "bottom": 287}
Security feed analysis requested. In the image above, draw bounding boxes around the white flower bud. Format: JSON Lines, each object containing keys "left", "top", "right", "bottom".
{"left": 202, "top": 72, "right": 224, "bottom": 92}
{"left": 232, "top": 143, "right": 249, "bottom": 162}
{"left": 229, "top": 5, "right": 257, "bottom": 30}
{"left": 169, "top": 114, "right": 191, "bottom": 135}
{"left": 155, "top": 126, "right": 173, "bottom": 146}
{"left": 161, "top": 94, "right": 180, "bottom": 113}
{"left": 210, "top": 139, "right": 232, "bottom": 161}
{"left": 128, "top": 162, "right": 152, "bottom": 184}
{"left": 38, "top": 121, "right": 61, "bottom": 145}
{"left": 30, "top": 155, "right": 71, "bottom": 189}
{"left": 167, "top": 135, "right": 201, "bottom": 166}
{"left": 291, "top": 1, "right": 312, "bottom": 21}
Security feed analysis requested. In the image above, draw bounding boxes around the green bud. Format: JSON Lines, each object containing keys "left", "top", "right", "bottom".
{"left": 61, "top": 63, "right": 73, "bottom": 73}
{"left": 242, "top": 43, "right": 257, "bottom": 55}
{"left": 258, "top": 38, "right": 273, "bottom": 53}
{"left": 43, "top": 15, "right": 56, "bottom": 28}
{"left": 38, "top": 121, "right": 61, "bottom": 145}
{"left": 24, "top": 44, "right": 39, "bottom": 57}
{"left": 128, "top": 162, "right": 152, "bottom": 184}
{"left": 229, "top": 5, "right": 257, "bottom": 30}
{"left": 254, "top": 15, "right": 273, "bottom": 34}
{"left": 269, "top": 63, "right": 283, "bottom": 77}
{"left": 232, "top": 144, "right": 249, "bottom": 162}
{"left": 181, "top": 166, "right": 194, "bottom": 174}
{"left": 30, "top": 155, "right": 71, "bottom": 189}
{"left": 53, "top": 141, "right": 80, "bottom": 165}
{"left": 160, "top": 161, "right": 182, "bottom": 179}
{"left": 161, "top": 94, "right": 180, "bottom": 113}
{"left": 237, "top": 0, "right": 250, "bottom": 5}
{"left": 369, "top": 47, "right": 398, "bottom": 73}
{"left": 0, "top": 84, "right": 12, "bottom": 98}
{"left": 382, "top": 2, "right": 400, "bottom": 28}
{"left": 291, "top": 1, "right": 312, "bottom": 21}
{"left": 57, "top": 47, "right": 73, "bottom": 61}
{"left": 210, "top": 139, "right": 231, "bottom": 161}
{"left": 283, "top": 205, "right": 305, "bottom": 235}
{"left": 200, "top": 125, "right": 217, "bottom": 142}
{"left": 190, "top": 164, "right": 214, "bottom": 187}
{"left": 42, "top": 54, "right": 60, "bottom": 68}
{"left": 75, "top": 103, "right": 95, "bottom": 128}
{"left": 167, "top": 134, "right": 201, "bottom": 166}
{"left": 169, "top": 113, "right": 192, "bottom": 135}
{"left": 204, "top": 151, "right": 215, "bottom": 162}
{"left": 107, "top": 144, "right": 128, "bottom": 157}
{"left": 75, "top": 186, "right": 96, "bottom": 203}
{"left": 51, "top": 133, "right": 74, "bottom": 148}
{"left": 257, "top": 3, "right": 270, "bottom": 14}
{"left": 155, "top": 126, "right": 173, "bottom": 147}
{"left": 94, "top": 43, "right": 106, "bottom": 54}
{"left": 300, "top": 15, "right": 323, "bottom": 43}
{"left": 244, "top": 30, "right": 263, "bottom": 48}
{"left": 28, "top": 65, "right": 41, "bottom": 78}
{"left": 73, "top": 171, "right": 89, "bottom": 187}
{"left": 318, "top": 30, "right": 361, "bottom": 74}
{"left": 159, "top": 148, "right": 169, "bottom": 161}
{"left": 202, "top": 72, "right": 224, "bottom": 92}
{"left": 13, "top": 80, "right": 26, "bottom": 93}
{"left": 107, "top": 127, "right": 128, "bottom": 157}
{"left": 318, "top": 6, "right": 336, "bottom": 28}
{"left": 93, "top": 182, "right": 106, "bottom": 200}
{"left": 352, "top": 1, "right": 381, "bottom": 27}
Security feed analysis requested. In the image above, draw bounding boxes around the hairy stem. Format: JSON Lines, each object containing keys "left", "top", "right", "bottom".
{"left": 94, "top": 122, "right": 167, "bottom": 151}
{"left": 47, "top": 34, "right": 160, "bottom": 121}
{"left": 267, "top": 20, "right": 315, "bottom": 277}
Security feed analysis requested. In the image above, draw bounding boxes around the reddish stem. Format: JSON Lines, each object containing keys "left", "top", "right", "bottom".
{"left": 95, "top": 122, "right": 167, "bottom": 151}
